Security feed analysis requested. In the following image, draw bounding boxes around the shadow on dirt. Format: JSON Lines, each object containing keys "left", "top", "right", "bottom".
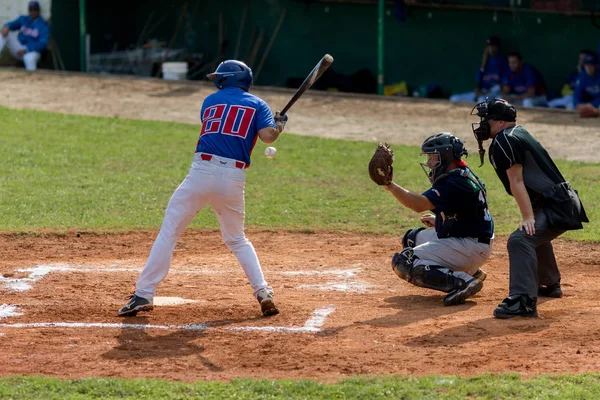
{"left": 102, "top": 315, "right": 263, "bottom": 371}
{"left": 317, "top": 294, "right": 477, "bottom": 337}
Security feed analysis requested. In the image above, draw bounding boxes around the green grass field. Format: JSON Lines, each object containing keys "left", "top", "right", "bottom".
{"left": 0, "top": 106, "right": 598, "bottom": 240}
{"left": 2, "top": 374, "right": 600, "bottom": 399}
{"left": 1, "top": 105, "right": 599, "bottom": 398}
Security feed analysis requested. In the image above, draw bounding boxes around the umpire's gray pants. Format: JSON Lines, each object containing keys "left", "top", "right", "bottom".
{"left": 412, "top": 229, "right": 493, "bottom": 276}
{"left": 507, "top": 209, "right": 566, "bottom": 298}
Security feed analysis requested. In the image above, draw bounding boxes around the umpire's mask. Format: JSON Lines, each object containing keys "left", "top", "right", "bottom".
{"left": 470, "top": 98, "right": 517, "bottom": 166}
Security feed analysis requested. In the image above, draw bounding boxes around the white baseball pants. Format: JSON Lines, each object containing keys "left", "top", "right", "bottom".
{"left": 412, "top": 228, "right": 493, "bottom": 276}
{"left": 135, "top": 153, "right": 270, "bottom": 300}
{"left": 0, "top": 33, "right": 41, "bottom": 71}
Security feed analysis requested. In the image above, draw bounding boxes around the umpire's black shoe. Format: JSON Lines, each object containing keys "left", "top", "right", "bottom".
{"left": 117, "top": 294, "right": 154, "bottom": 317}
{"left": 493, "top": 295, "right": 538, "bottom": 319}
{"left": 443, "top": 278, "right": 484, "bottom": 306}
{"left": 538, "top": 281, "right": 563, "bottom": 298}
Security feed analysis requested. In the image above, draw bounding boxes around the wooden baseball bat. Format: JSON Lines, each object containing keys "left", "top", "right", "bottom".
{"left": 280, "top": 54, "right": 334, "bottom": 116}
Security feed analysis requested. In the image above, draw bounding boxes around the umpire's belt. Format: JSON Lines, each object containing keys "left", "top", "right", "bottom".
{"left": 198, "top": 153, "right": 247, "bottom": 169}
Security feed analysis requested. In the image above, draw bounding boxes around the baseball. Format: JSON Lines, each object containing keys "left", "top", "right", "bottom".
{"left": 264, "top": 146, "right": 277, "bottom": 158}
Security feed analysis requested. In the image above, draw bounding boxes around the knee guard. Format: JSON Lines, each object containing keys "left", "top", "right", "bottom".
{"left": 391, "top": 248, "right": 417, "bottom": 281}
{"left": 402, "top": 227, "right": 425, "bottom": 248}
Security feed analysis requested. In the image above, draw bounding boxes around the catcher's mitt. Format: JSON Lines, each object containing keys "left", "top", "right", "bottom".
{"left": 368, "top": 143, "right": 394, "bottom": 186}
{"left": 578, "top": 103, "right": 600, "bottom": 118}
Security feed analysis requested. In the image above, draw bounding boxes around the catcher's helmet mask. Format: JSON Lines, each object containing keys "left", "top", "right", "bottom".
{"left": 470, "top": 98, "right": 517, "bottom": 166}
{"left": 420, "top": 133, "right": 468, "bottom": 185}
{"left": 207, "top": 60, "right": 253, "bottom": 91}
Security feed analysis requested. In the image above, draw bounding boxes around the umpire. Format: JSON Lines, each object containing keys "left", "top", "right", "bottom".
{"left": 471, "top": 98, "right": 588, "bottom": 319}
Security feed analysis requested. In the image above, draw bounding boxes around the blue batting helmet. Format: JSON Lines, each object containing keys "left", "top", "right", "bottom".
{"left": 207, "top": 60, "right": 253, "bottom": 91}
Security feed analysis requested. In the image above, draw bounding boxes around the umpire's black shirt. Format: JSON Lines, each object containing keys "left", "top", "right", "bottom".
{"left": 489, "top": 125, "right": 564, "bottom": 207}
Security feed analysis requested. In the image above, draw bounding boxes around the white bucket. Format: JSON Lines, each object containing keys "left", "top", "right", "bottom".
{"left": 162, "top": 62, "right": 188, "bottom": 80}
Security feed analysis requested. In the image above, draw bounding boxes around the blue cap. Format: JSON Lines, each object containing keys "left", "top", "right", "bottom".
{"left": 584, "top": 54, "right": 598, "bottom": 65}
{"left": 28, "top": 1, "right": 40, "bottom": 10}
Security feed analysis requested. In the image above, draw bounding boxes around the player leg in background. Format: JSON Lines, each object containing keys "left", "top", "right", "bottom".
{"left": 476, "top": 84, "right": 502, "bottom": 102}
{"left": 548, "top": 94, "right": 575, "bottom": 110}
{"left": 523, "top": 95, "right": 549, "bottom": 107}
{"left": 2, "top": 32, "right": 26, "bottom": 61}
{"left": 494, "top": 210, "right": 565, "bottom": 318}
{"left": 118, "top": 165, "right": 212, "bottom": 316}
{"left": 210, "top": 167, "right": 279, "bottom": 317}
{"left": 22, "top": 51, "right": 41, "bottom": 71}
{"left": 449, "top": 92, "right": 476, "bottom": 102}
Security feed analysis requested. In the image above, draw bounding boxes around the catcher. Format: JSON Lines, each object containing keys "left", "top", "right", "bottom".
{"left": 368, "top": 134, "right": 494, "bottom": 306}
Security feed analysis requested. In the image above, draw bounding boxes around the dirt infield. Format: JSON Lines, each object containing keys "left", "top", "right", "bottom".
{"left": 0, "top": 231, "right": 599, "bottom": 382}
{"left": 0, "top": 71, "right": 599, "bottom": 382}
{"left": 0, "top": 70, "right": 599, "bottom": 161}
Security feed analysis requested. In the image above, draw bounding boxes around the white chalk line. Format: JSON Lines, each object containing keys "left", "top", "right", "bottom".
{"left": 0, "top": 306, "right": 335, "bottom": 334}
{"left": 229, "top": 306, "right": 336, "bottom": 332}
{"left": 0, "top": 305, "right": 22, "bottom": 319}
{"left": 3, "top": 264, "right": 372, "bottom": 294}
{"left": 298, "top": 281, "right": 373, "bottom": 293}
{"left": 17, "top": 265, "right": 233, "bottom": 275}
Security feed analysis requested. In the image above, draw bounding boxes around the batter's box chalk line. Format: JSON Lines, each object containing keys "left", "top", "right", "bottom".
{"left": 281, "top": 265, "right": 374, "bottom": 293}
{"left": 3, "top": 264, "right": 374, "bottom": 293}
{"left": 0, "top": 305, "right": 23, "bottom": 319}
{"left": 0, "top": 306, "right": 336, "bottom": 334}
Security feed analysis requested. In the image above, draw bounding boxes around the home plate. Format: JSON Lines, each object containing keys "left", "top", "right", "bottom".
{"left": 153, "top": 297, "right": 202, "bottom": 306}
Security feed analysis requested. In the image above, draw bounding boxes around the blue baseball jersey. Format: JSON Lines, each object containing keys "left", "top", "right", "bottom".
{"left": 422, "top": 167, "right": 494, "bottom": 239}
{"left": 574, "top": 70, "right": 600, "bottom": 107}
{"left": 4, "top": 15, "right": 49, "bottom": 53}
{"left": 503, "top": 64, "right": 546, "bottom": 96}
{"left": 567, "top": 70, "right": 580, "bottom": 91}
{"left": 197, "top": 87, "right": 276, "bottom": 166}
{"left": 476, "top": 55, "right": 509, "bottom": 91}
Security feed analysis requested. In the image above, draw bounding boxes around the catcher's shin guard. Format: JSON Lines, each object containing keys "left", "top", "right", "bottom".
{"left": 392, "top": 249, "right": 482, "bottom": 305}
{"left": 402, "top": 227, "right": 426, "bottom": 248}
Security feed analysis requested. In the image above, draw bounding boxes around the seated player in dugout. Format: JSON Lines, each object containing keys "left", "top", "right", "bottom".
{"left": 502, "top": 52, "right": 548, "bottom": 107}
{"left": 574, "top": 53, "right": 600, "bottom": 118}
{"left": 548, "top": 49, "right": 594, "bottom": 110}
{"left": 369, "top": 134, "right": 494, "bottom": 306}
{"left": 450, "top": 36, "right": 508, "bottom": 103}
{"left": 0, "top": 1, "right": 49, "bottom": 71}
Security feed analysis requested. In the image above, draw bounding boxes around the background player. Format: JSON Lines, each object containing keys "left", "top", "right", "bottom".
{"left": 0, "top": 1, "right": 49, "bottom": 71}
{"left": 374, "top": 133, "right": 494, "bottom": 306}
{"left": 118, "top": 60, "right": 288, "bottom": 317}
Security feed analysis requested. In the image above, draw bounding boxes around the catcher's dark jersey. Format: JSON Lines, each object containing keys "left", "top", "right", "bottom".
{"left": 422, "top": 167, "right": 494, "bottom": 239}
{"left": 489, "top": 125, "right": 564, "bottom": 206}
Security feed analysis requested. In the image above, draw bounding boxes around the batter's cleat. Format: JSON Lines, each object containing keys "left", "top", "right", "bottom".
{"left": 493, "top": 295, "right": 538, "bottom": 319}
{"left": 538, "top": 281, "right": 563, "bottom": 298}
{"left": 443, "top": 278, "right": 484, "bottom": 306}
{"left": 255, "top": 288, "right": 279, "bottom": 317}
{"left": 117, "top": 294, "right": 153, "bottom": 317}
{"left": 472, "top": 269, "right": 487, "bottom": 282}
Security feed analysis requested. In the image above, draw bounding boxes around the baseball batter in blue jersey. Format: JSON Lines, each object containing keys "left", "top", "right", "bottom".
{"left": 119, "top": 60, "right": 288, "bottom": 317}
{"left": 384, "top": 133, "right": 494, "bottom": 306}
